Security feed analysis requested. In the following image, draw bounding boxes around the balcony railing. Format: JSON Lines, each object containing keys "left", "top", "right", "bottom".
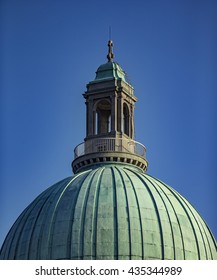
{"left": 74, "top": 137, "right": 146, "bottom": 159}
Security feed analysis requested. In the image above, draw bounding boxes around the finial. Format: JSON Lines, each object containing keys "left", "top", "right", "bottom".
{"left": 107, "top": 40, "right": 114, "bottom": 62}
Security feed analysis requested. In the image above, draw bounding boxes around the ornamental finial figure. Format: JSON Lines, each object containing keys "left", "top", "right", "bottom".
{"left": 107, "top": 40, "right": 114, "bottom": 62}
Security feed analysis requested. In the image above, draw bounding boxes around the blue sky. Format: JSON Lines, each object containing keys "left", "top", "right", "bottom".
{"left": 0, "top": 0, "right": 216, "bottom": 247}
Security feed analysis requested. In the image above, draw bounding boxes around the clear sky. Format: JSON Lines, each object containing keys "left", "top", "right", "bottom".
{"left": 0, "top": 0, "right": 216, "bottom": 247}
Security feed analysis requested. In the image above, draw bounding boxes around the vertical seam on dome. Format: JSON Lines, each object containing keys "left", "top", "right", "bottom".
{"left": 67, "top": 171, "right": 92, "bottom": 259}
{"left": 47, "top": 177, "right": 77, "bottom": 259}
{"left": 34, "top": 179, "right": 73, "bottom": 259}
{"left": 91, "top": 167, "right": 105, "bottom": 259}
{"left": 47, "top": 172, "right": 89, "bottom": 259}
{"left": 199, "top": 220, "right": 217, "bottom": 259}
{"left": 172, "top": 193, "right": 201, "bottom": 260}
{"left": 147, "top": 175, "right": 187, "bottom": 259}
{"left": 7, "top": 179, "right": 59, "bottom": 259}
{"left": 145, "top": 176, "right": 176, "bottom": 260}
{"left": 202, "top": 220, "right": 217, "bottom": 258}
{"left": 151, "top": 178, "right": 186, "bottom": 259}
{"left": 115, "top": 167, "right": 132, "bottom": 259}
{"left": 111, "top": 167, "right": 120, "bottom": 259}
{"left": 181, "top": 199, "right": 210, "bottom": 259}
{"left": 125, "top": 168, "right": 164, "bottom": 259}
{"left": 6, "top": 186, "right": 53, "bottom": 259}
{"left": 191, "top": 211, "right": 211, "bottom": 259}
{"left": 66, "top": 172, "right": 92, "bottom": 259}
{"left": 2, "top": 205, "right": 33, "bottom": 259}
{"left": 0, "top": 211, "right": 26, "bottom": 259}
{"left": 36, "top": 178, "right": 73, "bottom": 259}
{"left": 78, "top": 169, "right": 99, "bottom": 260}
{"left": 140, "top": 179, "right": 164, "bottom": 259}
{"left": 179, "top": 196, "right": 217, "bottom": 259}
{"left": 27, "top": 192, "right": 55, "bottom": 259}
{"left": 122, "top": 168, "right": 144, "bottom": 259}
{"left": 152, "top": 177, "right": 201, "bottom": 260}
{"left": 170, "top": 190, "right": 215, "bottom": 260}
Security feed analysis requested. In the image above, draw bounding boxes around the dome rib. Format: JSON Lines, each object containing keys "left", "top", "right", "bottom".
{"left": 3, "top": 205, "right": 29, "bottom": 259}
{"left": 111, "top": 167, "right": 119, "bottom": 259}
{"left": 37, "top": 177, "right": 75, "bottom": 259}
{"left": 121, "top": 167, "right": 143, "bottom": 259}
{"left": 126, "top": 168, "right": 165, "bottom": 259}
{"left": 34, "top": 191, "right": 57, "bottom": 259}
{"left": 66, "top": 171, "right": 92, "bottom": 260}
{"left": 203, "top": 222, "right": 217, "bottom": 259}
{"left": 175, "top": 193, "right": 208, "bottom": 259}
{"left": 36, "top": 178, "right": 73, "bottom": 259}
{"left": 189, "top": 209, "right": 209, "bottom": 259}
{"left": 150, "top": 176, "right": 201, "bottom": 259}
{"left": 122, "top": 167, "right": 144, "bottom": 259}
{"left": 52, "top": 172, "right": 91, "bottom": 259}
{"left": 10, "top": 187, "right": 53, "bottom": 259}
{"left": 146, "top": 175, "right": 186, "bottom": 259}
{"left": 183, "top": 194, "right": 217, "bottom": 259}
{"left": 2, "top": 178, "right": 67, "bottom": 259}
{"left": 144, "top": 176, "right": 177, "bottom": 259}
{"left": 70, "top": 167, "right": 106, "bottom": 260}
{"left": 170, "top": 192, "right": 201, "bottom": 259}
{"left": 116, "top": 167, "right": 132, "bottom": 259}
{"left": 74, "top": 168, "right": 98, "bottom": 259}
{"left": 47, "top": 178, "right": 73, "bottom": 259}
{"left": 174, "top": 191, "right": 215, "bottom": 259}
{"left": 91, "top": 167, "right": 104, "bottom": 259}
{"left": 12, "top": 200, "right": 42, "bottom": 259}
{"left": 27, "top": 190, "right": 55, "bottom": 259}
{"left": 149, "top": 176, "right": 214, "bottom": 259}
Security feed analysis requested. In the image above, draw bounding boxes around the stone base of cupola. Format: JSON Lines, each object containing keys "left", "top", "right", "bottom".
{"left": 72, "top": 151, "right": 148, "bottom": 174}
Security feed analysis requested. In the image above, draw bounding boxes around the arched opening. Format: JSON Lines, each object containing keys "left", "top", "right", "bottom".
{"left": 123, "top": 103, "right": 130, "bottom": 136}
{"left": 94, "top": 100, "right": 111, "bottom": 135}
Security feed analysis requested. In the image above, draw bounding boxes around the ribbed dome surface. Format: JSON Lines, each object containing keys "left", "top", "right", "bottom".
{"left": 94, "top": 61, "right": 126, "bottom": 82}
{"left": 1, "top": 164, "right": 216, "bottom": 260}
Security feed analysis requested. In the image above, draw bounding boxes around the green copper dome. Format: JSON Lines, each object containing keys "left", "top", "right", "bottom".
{"left": 92, "top": 39, "right": 127, "bottom": 83}
{"left": 1, "top": 163, "right": 216, "bottom": 260}
{"left": 93, "top": 61, "right": 127, "bottom": 82}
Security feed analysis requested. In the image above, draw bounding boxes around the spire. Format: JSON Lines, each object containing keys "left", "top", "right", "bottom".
{"left": 107, "top": 40, "right": 114, "bottom": 62}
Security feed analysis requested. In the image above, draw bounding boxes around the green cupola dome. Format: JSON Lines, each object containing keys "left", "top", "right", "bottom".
{"left": 94, "top": 61, "right": 127, "bottom": 82}
{"left": 1, "top": 164, "right": 216, "bottom": 260}
{"left": 1, "top": 41, "right": 216, "bottom": 260}
{"left": 90, "top": 40, "right": 128, "bottom": 83}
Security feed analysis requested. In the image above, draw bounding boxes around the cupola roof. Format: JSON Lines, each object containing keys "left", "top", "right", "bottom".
{"left": 91, "top": 40, "right": 127, "bottom": 83}
{"left": 94, "top": 61, "right": 127, "bottom": 82}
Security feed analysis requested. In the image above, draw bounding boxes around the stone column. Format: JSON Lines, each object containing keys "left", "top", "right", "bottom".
{"left": 117, "top": 91, "right": 123, "bottom": 133}
{"left": 111, "top": 92, "right": 117, "bottom": 133}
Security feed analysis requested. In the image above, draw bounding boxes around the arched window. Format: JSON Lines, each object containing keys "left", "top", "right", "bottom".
{"left": 94, "top": 100, "right": 111, "bottom": 135}
{"left": 123, "top": 103, "right": 130, "bottom": 136}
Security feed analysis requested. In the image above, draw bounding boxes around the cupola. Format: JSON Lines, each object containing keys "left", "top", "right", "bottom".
{"left": 72, "top": 41, "right": 148, "bottom": 174}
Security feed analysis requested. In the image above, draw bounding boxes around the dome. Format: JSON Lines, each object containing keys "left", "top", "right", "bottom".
{"left": 1, "top": 163, "right": 216, "bottom": 260}
{"left": 94, "top": 61, "right": 127, "bottom": 82}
